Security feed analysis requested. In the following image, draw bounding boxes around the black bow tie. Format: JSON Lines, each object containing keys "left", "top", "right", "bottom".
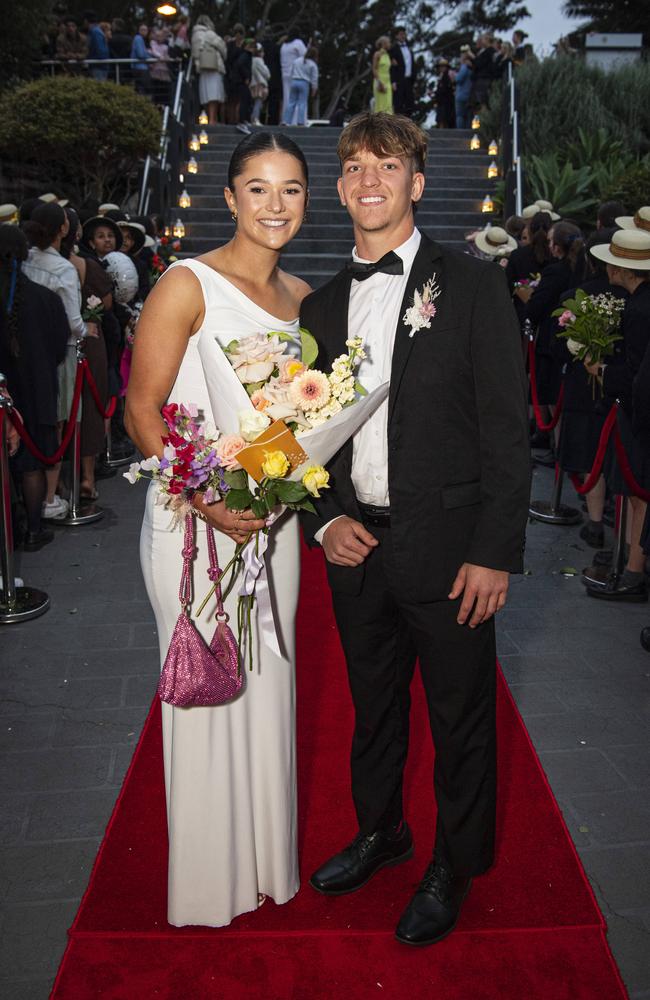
{"left": 346, "top": 250, "right": 404, "bottom": 281}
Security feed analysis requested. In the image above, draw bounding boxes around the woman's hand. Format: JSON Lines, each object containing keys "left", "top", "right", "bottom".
{"left": 583, "top": 356, "right": 600, "bottom": 377}
{"left": 378, "top": 81, "right": 386, "bottom": 93}
{"left": 85, "top": 322, "right": 100, "bottom": 339}
{"left": 196, "top": 497, "right": 267, "bottom": 545}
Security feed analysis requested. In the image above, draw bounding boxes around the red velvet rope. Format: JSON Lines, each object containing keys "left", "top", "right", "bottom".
{"left": 528, "top": 338, "right": 564, "bottom": 432}
{"left": 6, "top": 360, "right": 116, "bottom": 465}
{"left": 613, "top": 424, "right": 650, "bottom": 502}
{"left": 83, "top": 360, "right": 117, "bottom": 419}
{"left": 568, "top": 402, "right": 650, "bottom": 501}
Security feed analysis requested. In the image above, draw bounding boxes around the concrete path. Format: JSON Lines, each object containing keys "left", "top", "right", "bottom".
{"left": 0, "top": 462, "right": 648, "bottom": 998}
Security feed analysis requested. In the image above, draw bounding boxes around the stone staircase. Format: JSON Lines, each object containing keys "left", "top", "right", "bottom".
{"left": 177, "top": 125, "right": 496, "bottom": 287}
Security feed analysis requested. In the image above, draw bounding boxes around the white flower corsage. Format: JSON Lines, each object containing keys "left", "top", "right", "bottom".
{"left": 402, "top": 275, "right": 442, "bottom": 338}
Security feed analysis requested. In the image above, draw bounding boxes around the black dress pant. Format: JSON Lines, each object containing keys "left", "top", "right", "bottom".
{"left": 394, "top": 78, "right": 415, "bottom": 117}
{"left": 331, "top": 521, "right": 497, "bottom": 877}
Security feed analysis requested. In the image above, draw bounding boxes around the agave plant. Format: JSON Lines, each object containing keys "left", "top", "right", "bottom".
{"left": 526, "top": 154, "right": 598, "bottom": 222}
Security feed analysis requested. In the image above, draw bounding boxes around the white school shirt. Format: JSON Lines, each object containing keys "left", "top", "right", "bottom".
{"left": 314, "top": 227, "right": 421, "bottom": 542}
{"left": 22, "top": 246, "right": 87, "bottom": 345}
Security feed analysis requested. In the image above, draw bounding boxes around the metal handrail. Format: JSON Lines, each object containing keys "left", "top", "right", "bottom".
{"left": 38, "top": 56, "right": 183, "bottom": 87}
{"left": 138, "top": 56, "right": 194, "bottom": 216}
{"left": 504, "top": 63, "right": 523, "bottom": 217}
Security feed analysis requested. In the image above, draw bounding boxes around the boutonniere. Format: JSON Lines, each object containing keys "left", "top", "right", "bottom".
{"left": 402, "top": 275, "right": 442, "bottom": 338}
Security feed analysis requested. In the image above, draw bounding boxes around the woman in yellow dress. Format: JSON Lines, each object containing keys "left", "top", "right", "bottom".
{"left": 372, "top": 36, "right": 393, "bottom": 114}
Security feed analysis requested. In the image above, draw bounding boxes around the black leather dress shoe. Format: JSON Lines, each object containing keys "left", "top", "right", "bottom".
{"left": 586, "top": 579, "right": 647, "bottom": 602}
{"left": 309, "top": 824, "right": 413, "bottom": 896}
{"left": 395, "top": 860, "right": 472, "bottom": 946}
{"left": 23, "top": 528, "right": 54, "bottom": 552}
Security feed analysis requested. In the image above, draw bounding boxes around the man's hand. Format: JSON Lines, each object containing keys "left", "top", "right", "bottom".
{"left": 448, "top": 563, "right": 509, "bottom": 628}
{"left": 322, "top": 516, "right": 378, "bottom": 567}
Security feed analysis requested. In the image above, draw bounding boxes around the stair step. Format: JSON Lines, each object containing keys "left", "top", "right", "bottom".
{"left": 180, "top": 212, "right": 485, "bottom": 228}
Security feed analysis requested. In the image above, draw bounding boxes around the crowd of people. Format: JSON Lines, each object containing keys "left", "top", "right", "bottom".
{"left": 41, "top": 9, "right": 190, "bottom": 102}
{"left": 466, "top": 200, "right": 650, "bottom": 606}
{"left": 0, "top": 194, "right": 175, "bottom": 552}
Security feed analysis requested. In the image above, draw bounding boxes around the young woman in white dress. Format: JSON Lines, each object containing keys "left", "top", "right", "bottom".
{"left": 125, "top": 133, "right": 312, "bottom": 927}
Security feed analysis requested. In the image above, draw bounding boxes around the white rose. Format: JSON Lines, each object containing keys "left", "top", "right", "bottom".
{"left": 566, "top": 338, "right": 582, "bottom": 357}
{"left": 238, "top": 408, "right": 271, "bottom": 442}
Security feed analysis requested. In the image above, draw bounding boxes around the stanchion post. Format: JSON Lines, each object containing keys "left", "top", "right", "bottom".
{"left": 582, "top": 495, "right": 628, "bottom": 589}
{"left": 60, "top": 343, "right": 104, "bottom": 527}
{"left": 104, "top": 422, "right": 136, "bottom": 469}
{"left": 529, "top": 467, "right": 582, "bottom": 525}
{"left": 0, "top": 375, "right": 50, "bottom": 624}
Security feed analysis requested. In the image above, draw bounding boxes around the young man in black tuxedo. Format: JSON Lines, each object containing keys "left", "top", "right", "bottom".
{"left": 300, "top": 112, "right": 530, "bottom": 946}
{"left": 389, "top": 27, "right": 416, "bottom": 117}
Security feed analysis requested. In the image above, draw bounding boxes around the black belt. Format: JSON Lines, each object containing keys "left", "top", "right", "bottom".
{"left": 358, "top": 503, "right": 391, "bottom": 527}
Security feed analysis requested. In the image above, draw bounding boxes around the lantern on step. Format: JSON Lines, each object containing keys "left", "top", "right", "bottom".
{"left": 187, "top": 157, "right": 198, "bottom": 174}
{"left": 199, "top": 130, "right": 208, "bottom": 145}
{"left": 189, "top": 134, "right": 200, "bottom": 152}
{"left": 198, "top": 108, "right": 208, "bottom": 125}
{"left": 471, "top": 114, "right": 480, "bottom": 130}
{"left": 470, "top": 134, "right": 480, "bottom": 151}
{"left": 173, "top": 218, "right": 185, "bottom": 239}
{"left": 488, "top": 160, "right": 498, "bottom": 179}
{"left": 164, "top": 225, "right": 171, "bottom": 238}
{"left": 488, "top": 139, "right": 498, "bottom": 157}
{"left": 179, "top": 189, "right": 191, "bottom": 209}
{"left": 481, "top": 194, "right": 494, "bottom": 213}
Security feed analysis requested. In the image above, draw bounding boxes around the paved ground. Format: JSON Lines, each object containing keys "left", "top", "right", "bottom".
{"left": 0, "top": 461, "right": 648, "bottom": 999}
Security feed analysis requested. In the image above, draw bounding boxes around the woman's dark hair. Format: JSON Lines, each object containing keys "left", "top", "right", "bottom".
{"left": 551, "top": 221, "right": 585, "bottom": 273}
{"left": 585, "top": 227, "right": 616, "bottom": 278}
{"left": 597, "top": 200, "right": 625, "bottom": 229}
{"left": 227, "top": 131, "right": 309, "bottom": 190}
{"left": 505, "top": 214, "right": 526, "bottom": 241}
{"left": 60, "top": 207, "right": 80, "bottom": 259}
{"left": 528, "top": 211, "right": 552, "bottom": 266}
{"left": 0, "top": 224, "right": 29, "bottom": 359}
{"left": 22, "top": 202, "right": 66, "bottom": 251}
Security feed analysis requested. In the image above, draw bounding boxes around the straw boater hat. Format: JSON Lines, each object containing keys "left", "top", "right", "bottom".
{"left": 474, "top": 225, "right": 517, "bottom": 256}
{"left": 0, "top": 204, "right": 18, "bottom": 224}
{"left": 98, "top": 202, "right": 121, "bottom": 215}
{"left": 615, "top": 206, "right": 650, "bottom": 232}
{"left": 534, "top": 199, "right": 561, "bottom": 221}
{"left": 38, "top": 192, "right": 58, "bottom": 204}
{"left": 590, "top": 229, "right": 650, "bottom": 270}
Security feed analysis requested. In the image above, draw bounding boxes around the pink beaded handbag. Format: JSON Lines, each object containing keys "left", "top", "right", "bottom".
{"left": 158, "top": 514, "right": 243, "bottom": 707}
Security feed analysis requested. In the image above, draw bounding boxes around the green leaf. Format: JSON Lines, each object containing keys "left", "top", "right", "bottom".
{"left": 224, "top": 469, "right": 248, "bottom": 490}
{"left": 245, "top": 380, "right": 265, "bottom": 397}
{"left": 223, "top": 339, "right": 240, "bottom": 354}
{"left": 299, "top": 327, "right": 319, "bottom": 369}
{"left": 274, "top": 480, "right": 309, "bottom": 503}
{"left": 251, "top": 497, "right": 268, "bottom": 519}
{"left": 225, "top": 488, "right": 254, "bottom": 511}
{"left": 354, "top": 379, "right": 368, "bottom": 396}
{"left": 559, "top": 566, "right": 578, "bottom": 577}
{"left": 300, "top": 499, "right": 318, "bottom": 515}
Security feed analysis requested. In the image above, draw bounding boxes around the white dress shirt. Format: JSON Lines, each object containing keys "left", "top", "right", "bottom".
{"left": 23, "top": 246, "right": 87, "bottom": 344}
{"left": 400, "top": 43, "right": 413, "bottom": 78}
{"left": 315, "top": 227, "right": 421, "bottom": 543}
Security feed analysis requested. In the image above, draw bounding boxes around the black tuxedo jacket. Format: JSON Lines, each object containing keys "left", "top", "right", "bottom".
{"left": 389, "top": 43, "right": 415, "bottom": 85}
{"left": 299, "top": 233, "right": 531, "bottom": 601}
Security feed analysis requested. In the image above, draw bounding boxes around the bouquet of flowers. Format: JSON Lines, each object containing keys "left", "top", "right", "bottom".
{"left": 150, "top": 253, "right": 167, "bottom": 285}
{"left": 82, "top": 294, "right": 104, "bottom": 323}
{"left": 553, "top": 290, "right": 625, "bottom": 396}
{"left": 157, "top": 234, "right": 182, "bottom": 267}
{"left": 126, "top": 328, "right": 388, "bottom": 667}
{"left": 513, "top": 272, "right": 541, "bottom": 304}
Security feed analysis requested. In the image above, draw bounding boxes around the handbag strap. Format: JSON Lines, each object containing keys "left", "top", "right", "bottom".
{"left": 179, "top": 513, "right": 197, "bottom": 610}
{"left": 205, "top": 524, "right": 228, "bottom": 620}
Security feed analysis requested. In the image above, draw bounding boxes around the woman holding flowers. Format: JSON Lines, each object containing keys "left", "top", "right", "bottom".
{"left": 125, "top": 132, "right": 312, "bottom": 927}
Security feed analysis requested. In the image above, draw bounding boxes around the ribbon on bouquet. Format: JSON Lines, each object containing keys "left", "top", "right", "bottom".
{"left": 237, "top": 519, "right": 281, "bottom": 659}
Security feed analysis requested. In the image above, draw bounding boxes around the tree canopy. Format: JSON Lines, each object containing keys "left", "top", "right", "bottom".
{"left": 0, "top": 77, "right": 160, "bottom": 206}
{"left": 563, "top": 0, "right": 649, "bottom": 43}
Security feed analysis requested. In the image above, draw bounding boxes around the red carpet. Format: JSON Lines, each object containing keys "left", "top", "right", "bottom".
{"left": 52, "top": 547, "right": 628, "bottom": 999}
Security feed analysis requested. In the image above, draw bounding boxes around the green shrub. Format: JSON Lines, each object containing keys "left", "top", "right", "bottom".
{"left": 525, "top": 154, "right": 598, "bottom": 223}
{"left": 0, "top": 77, "right": 160, "bottom": 206}
{"left": 601, "top": 163, "right": 650, "bottom": 213}
{"left": 481, "top": 56, "right": 650, "bottom": 160}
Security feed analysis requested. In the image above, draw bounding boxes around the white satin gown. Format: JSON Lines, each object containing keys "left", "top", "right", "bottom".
{"left": 139, "top": 259, "right": 301, "bottom": 927}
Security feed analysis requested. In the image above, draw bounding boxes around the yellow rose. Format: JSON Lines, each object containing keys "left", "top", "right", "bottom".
{"left": 302, "top": 465, "right": 330, "bottom": 498}
{"left": 261, "top": 450, "right": 290, "bottom": 479}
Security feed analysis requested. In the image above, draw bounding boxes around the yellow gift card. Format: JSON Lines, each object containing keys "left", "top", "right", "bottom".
{"left": 237, "top": 420, "right": 309, "bottom": 483}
